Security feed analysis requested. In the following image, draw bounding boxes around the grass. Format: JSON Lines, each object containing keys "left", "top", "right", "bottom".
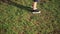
{"left": 0, "top": 0, "right": 60, "bottom": 34}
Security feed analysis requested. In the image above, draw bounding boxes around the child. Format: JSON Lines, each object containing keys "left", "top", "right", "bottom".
{"left": 32, "top": 0, "right": 41, "bottom": 14}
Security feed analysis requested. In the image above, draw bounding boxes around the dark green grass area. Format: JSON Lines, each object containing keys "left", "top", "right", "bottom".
{"left": 0, "top": 0, "right": 60, "bottom": 34}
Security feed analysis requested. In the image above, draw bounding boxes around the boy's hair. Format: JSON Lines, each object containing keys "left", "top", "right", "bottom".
{"left": 33, "top": 0, "right": 38, "bottom": 2}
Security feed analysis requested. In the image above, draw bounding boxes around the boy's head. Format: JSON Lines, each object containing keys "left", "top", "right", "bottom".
{"left": 33, "top": 0, "right": 38, "bottom": 2}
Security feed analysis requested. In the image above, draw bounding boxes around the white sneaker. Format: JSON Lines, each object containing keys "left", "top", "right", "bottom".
{"left": 32, "top": 9, "right": 41, "bottom": 14}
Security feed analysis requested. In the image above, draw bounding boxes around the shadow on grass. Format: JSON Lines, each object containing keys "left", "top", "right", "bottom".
{"left": 0, "top": 0, "right": 32, "bottom": 12}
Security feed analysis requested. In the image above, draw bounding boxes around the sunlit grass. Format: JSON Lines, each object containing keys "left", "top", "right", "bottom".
{"left": 0, "top": 0, "right": 60, "bottom": 34}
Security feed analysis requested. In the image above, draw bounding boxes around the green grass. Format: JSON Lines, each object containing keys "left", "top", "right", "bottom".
{"left": 0, "top": 0, "right": 60, "bottom": 34}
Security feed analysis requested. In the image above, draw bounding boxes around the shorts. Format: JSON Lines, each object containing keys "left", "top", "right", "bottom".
{"left": 33, "top": 0, "right": 38, "bottom": 2}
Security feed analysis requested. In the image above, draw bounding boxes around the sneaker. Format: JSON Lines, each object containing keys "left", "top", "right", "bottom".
{"left": 32, "top": 9, "right": 41, "bottom": 14}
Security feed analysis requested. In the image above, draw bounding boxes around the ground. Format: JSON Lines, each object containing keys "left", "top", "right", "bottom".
{"left": 0, "top": 0, "right": 60, "bottom": 34}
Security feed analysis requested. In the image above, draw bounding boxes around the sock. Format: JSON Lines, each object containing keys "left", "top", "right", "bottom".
{"left": 33, "top": 8, "right": 37, "bottom": 10}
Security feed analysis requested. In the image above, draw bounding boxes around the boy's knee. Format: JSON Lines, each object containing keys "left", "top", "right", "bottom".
{"left": 33, "top": 0, "right": 38, "bottom": 2}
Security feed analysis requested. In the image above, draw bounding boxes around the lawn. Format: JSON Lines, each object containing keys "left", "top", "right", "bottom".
{"left": 0, "top": 0, "right": 60, "bottom": 34}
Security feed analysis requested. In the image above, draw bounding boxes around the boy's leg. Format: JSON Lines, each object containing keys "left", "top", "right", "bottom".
{"left": 32, "top": 0, "right": 38, "bottom": 10}
{"left": 32, "top": 0, "right": 41, "bottom": 14}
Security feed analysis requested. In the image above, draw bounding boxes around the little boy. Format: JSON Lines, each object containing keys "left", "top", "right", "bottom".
{"left": 32, "top": 0, "right": 41, "bottom": 14}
